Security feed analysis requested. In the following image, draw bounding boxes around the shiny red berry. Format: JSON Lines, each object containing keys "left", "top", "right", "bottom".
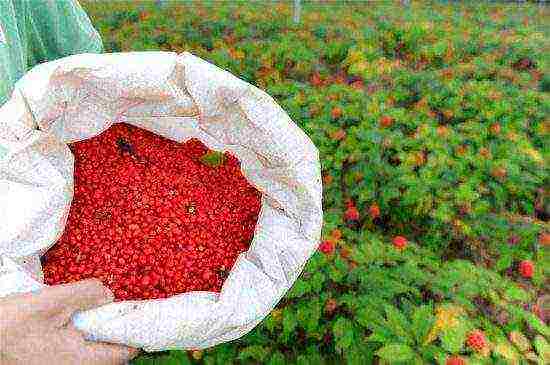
{"left": 392, "top": 236, "right": 408, "bottom": 250}
{"left": 319, "top": 240, "right": 335, "bottom": 255}
{"left": 345, "top": 206, "right": 360, "bottom": 221}
{"left": 518, "top": 260, "right": 534, "bottom": 279}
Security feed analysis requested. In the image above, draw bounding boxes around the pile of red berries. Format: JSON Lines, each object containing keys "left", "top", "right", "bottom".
{"left": 42, "top": 123, "right": 261, "bottom": 300}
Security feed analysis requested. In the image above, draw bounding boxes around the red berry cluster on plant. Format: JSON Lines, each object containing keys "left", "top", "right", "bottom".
{"left": 318, "top": 240, "right": 335, "bottom": 255}
{"left": 331, "top": 229, "right": 342, "bottom": 241}
{"left": 368, "top": 203, "right": 380, "bottom": 219}
{"left": 330, "top": 129, "right": 346, "bottom": 141}
{"left": 344, "top": 200, "right": 360, "bottom": 222}
{"left": 518, "top": 260, "right": 534, "bottom": 279}
{"left": 489, "top": 122, "right": 501, "bottom": 135}
{"left": 445, "top": 356, "right": 466, "bottom": 365}
{"left": 379, "top": 115, "right": 394, "bottom": 128}
{"left": 392, "top": 236, "right": 408, "bottom": 250}
{"left": 42, "top": 123, "right": 261, "bottom": 301}
{"left": 331, "top": 107, "right": 343, "bottom": 120}
{"left": 466, "top": 330, "right": 487, "bottom": 352}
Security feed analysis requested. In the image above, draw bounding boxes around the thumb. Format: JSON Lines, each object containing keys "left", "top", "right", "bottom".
{"left": 1, "top": 279, "right": 114, "bottom": 324}
{"left": 46, "top": 279, "right": 115, "bottom": 326}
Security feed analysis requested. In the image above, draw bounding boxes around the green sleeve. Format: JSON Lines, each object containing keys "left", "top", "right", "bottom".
{"left": 24, "top": 0, "right": 103, "bottom": 68}
{"left": 0, "top": 0, "right": 102, "bottom": 106}
{"left": 0, "top": 0, "right": 26, "bottom": 106}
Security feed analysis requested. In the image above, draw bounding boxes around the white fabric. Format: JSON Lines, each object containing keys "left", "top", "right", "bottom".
{"left": 0, "top": 52, "right": 322, "bottom": 351}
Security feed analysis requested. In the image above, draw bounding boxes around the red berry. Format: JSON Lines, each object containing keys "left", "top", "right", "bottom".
{"left": 490, "top": 123, "right": 501, "bottom": 135}
{"left": 392, "top": 236, "right": 408, "bottom": 250}
{"left": 319, "top": 240, "right": 335, "bottom": 255}
{"left": 491, "top": 167, "right": 507, "bottom": 179}
{"left": 368, "top": 204, "right": 380, "bottom": 219}
{"left": 330, "top": 229, "right": 342, "bottom": 241}
{"left": 446, "top": 356, "right": 466, "bottom": 365}
{"left": 379, "top": 115, "right": 394, "bottom": 128}
{"left": 310, "top": 72, "right": 323, "bottom": 87}
{"left": 518, "top": 260, "right": 534, "bottom": 278}
{"left": 339, "top": 247, "right": 350, "bottom": 259}
{"left": 323, "top": 173, "right": 333, "bottom": 186}
{"left": 350, "top": 80, "right": 364, "bottom": 90}
{"left": 345, "top": 206, "right": 360, "bottom": 221}
{"left": 330, "top": 129, "right": 346, "bottom": 141}
{"left": 466, "top": 330, "right": 487, "bottom": 352}
{"left": 540, "top": 232, "right": 550, "bottom": 247}
{"left": 437, "top": 125, "right": 449, "bottom": 137}
{"left": 331, "top": 107, "right": 343, "bottom": 120}
{"left": 141, "top": 275, "right": 151, "bottom": 287}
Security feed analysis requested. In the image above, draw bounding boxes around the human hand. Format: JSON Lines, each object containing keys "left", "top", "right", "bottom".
{"left": 0, "top": 279, "right": 139, "bottom": 365}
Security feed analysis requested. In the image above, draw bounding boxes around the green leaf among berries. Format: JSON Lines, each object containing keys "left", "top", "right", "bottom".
{"left": 200, "top": 150, "right": 226, "bottom": 167}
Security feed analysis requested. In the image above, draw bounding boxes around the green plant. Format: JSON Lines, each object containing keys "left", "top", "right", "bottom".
{"left": 80, "top": 1, "right": 550, "bottom": 363}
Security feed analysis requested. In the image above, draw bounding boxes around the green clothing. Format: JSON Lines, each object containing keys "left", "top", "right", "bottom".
{"left": 0, "top": 0, "right": 102, "bottom": 106}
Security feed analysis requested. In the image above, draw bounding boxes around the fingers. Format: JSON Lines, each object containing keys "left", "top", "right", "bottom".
{"left": 47, "top": 279, "right": 115, "bottom": 326}
{"left": 83, "top": 342, "right": 140, "bottom": 365}
{"left": 0, "top": 283, "right": 138, "bottom": 365}
{"left": 58, "top": 325, "right": 140, "bottom": 365}
{"left": 44, "top": 279, "right": 114, "bottom": 311}
{"left": 1, "top": 279, "right": 114, "bottom": 323}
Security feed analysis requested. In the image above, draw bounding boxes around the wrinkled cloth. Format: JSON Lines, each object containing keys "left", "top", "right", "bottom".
{"left": 0, "top": 52, "right": 323, "bottom": 351}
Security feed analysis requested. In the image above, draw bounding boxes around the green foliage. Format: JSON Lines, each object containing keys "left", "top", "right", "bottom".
{"left": 376, "top": 344, "right": 416, "bottom": 363}
{"left": 80, "top": 1, "right": 549, "bottom": 364}
{"left": 132, "top": 351, "right": 192, "bottom": 365}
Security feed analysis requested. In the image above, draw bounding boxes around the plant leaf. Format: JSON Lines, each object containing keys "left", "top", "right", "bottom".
{"left": 509, "top": 331, "right": 531, "bottom": 352}
{"left": 439, "top": 322, "right": 467, "bottom": 354}
{"left": 200, "top": 151, "right": 225, "bottom": 167}
{"left": 525, "top": 312, "right": 550, "bottom": 337}
{"left": 533, "top": 335, "right": 550, "bottom": 363}
{"left": 333, "top": 318, "right": 355, "bottom": 354}
{"left": 411, "top": 304, "right": 434, "bottom": 345}
{"left": 238, "top": 345, "right": 269, "bottom": 362}
{"left": 383, "top": 304, "right": 412, "bottom": 342}
{"left": 268, "top": 352, "right": 286, "bottom": 365}
{"left": 493, "top": 341, "right": 519, "bottom": 362}
{"left": 503, "top": 285, "right": 529, "bottom": 302}
{"left": 282, "top": 308, "right": 297, "bottom": 343}
{"left": 375, "top": 343, "right": 415, "bottom": 362}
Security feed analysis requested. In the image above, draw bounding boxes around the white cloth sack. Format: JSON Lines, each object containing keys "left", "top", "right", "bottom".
{"left": 0, "top": 52, "right": 322, "bottom": 351}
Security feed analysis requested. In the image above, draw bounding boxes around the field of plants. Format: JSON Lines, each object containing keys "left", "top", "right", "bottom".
{"left": 80, "top": 1, "right": 549, "bottom": 364}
